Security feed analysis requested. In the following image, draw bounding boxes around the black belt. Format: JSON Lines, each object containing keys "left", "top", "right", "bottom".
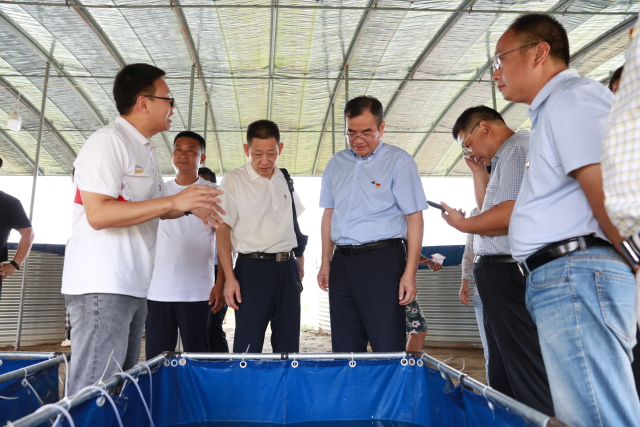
{"left": 518, "top": 235, "right": 611, "bottom": 276}
{"left": 238, "top": 251, "right": 294, "bottom": 262}
{"left": 335, "top": 238, "right": 404, "bottom": 256}
{"left": 474, "top": 254, "right": 517, "bottom": 264}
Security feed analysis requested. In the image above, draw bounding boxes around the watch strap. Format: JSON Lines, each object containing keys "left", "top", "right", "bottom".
{"left": 9, "top": 260, "right": 20, "bottom": 270}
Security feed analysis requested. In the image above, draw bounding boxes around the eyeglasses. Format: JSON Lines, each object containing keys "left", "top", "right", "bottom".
{"left": 345, "top": 130, "right": 379, "bottom": 142}
{"left": 493, "top": 43, "right": 537, "bottom": 70}
{"left": 143, "top": 95, "right": 176, "bottom": 109}
{"left": 458, "top": 122, "right": 480, "bottom": 158}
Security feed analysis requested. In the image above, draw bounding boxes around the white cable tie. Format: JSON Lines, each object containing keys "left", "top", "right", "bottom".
{"left": 35, "top": 403, "right": 76, "bottom": 427}
{"left": 482, "top": 386, "right": 495, "bottom": 411}
{"left": 62, "top": 353, "right": 70, "bottom": 399}
{"left": 21, "top": 367, "right": 44, "bottom": 407}
{"left": 115, "top": 371, "right": 155, "bottom": 427}
{"left": 98, "top": 349, "right": 115, "bottom": 384}
{"left": 77, "top": 385, "right": 124, "bottom": 427}
{"left": 0, "top": 395, "right": 19, "bottom": 400}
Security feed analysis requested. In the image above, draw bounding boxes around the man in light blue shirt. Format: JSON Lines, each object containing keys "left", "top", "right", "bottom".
{"left": 317, "top": 95, "right": 430, "bottom": 352}
{"left": 495, "top": 13, "right": 640, "bottom": 427}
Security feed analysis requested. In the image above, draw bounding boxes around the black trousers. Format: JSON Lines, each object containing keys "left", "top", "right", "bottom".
{"left": 145, "top": 300, "right": 210, "bottom": 358}
{"left": 207, "top": 265, "right": 229, "bottom": 352}
{"left": 473, "top": 262, "right": 554, "bottom": 415}
{"left": 633, "top": 327, "right": 640, "bottom": 399}
{"left": 232, "top": 257, "right": 301, "bottom": 353}
{"left": 329, "top": 244, "right": 406, "bottom": 352}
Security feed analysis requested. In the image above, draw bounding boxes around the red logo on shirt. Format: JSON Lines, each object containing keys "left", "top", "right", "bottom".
{"left": 73, "top": 186, "right": 129, "bottom": 205}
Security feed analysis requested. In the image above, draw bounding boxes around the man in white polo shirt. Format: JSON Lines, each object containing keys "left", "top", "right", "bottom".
{"left": 145, "top": 131, "right": 229, "bottom": 358}
{"left": 218, "top": 120, "right": 305, "bottom": 353}
{"left": 62, "top": 64, "right": 223, "bottom": 394}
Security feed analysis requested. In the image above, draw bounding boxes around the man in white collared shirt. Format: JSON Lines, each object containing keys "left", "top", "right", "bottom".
{"left": 62, "top": 63, "right": 223, "bottom": 394}
{"left": 218, "top": 120, "right": 305, "bottom": 353}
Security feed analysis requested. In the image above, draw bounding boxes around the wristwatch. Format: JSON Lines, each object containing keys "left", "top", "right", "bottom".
{"left": 9, "top": 260, "right": 20, "bottom": 270}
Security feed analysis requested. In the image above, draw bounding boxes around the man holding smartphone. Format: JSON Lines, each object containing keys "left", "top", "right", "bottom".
{"left": 440, "top": 105, "right": 553, "bottom": 415}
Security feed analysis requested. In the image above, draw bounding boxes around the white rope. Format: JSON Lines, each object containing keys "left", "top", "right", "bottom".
{"left": 115, "top": 371, "right": 155, "bottom": 427}
{"left": 76, "top": 385, "right": 123, "bottom": 427}
{"left": 96, "top": 349, "right": 115, "bottom": 386}
{"left": 20, "top": 368, "right": 44, "bottom": 407}
{"left": 34, "top": 403, "right": 76, "bottom": 427}
{"left": 134, "top": 361, "right": 155, "bottom": 414}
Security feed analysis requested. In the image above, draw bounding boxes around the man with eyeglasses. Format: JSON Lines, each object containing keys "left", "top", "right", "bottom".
{"left": 494, "top": 14, "right": 640, "bottom": 426}
{"left": 440, "top": 105, "right": 553, "bottom": 415}
{"left": 62, "top": 63, "right": 224, "bottom": 394}
{"left": 317, "top": 95, "right": 435, "bottom": 352}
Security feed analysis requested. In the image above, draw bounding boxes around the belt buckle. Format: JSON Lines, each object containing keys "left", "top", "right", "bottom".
{"left": 276, "top": 252, "right": 288, "bottom": 262}
{"left": 517, "top": 261, "right": 529, "bottom": 276}
{"left": 473, "top": 254, "right": 481, "bottom": 264}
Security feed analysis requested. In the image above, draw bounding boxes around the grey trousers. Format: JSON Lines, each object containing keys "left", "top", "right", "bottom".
{"left": 64, "top": 293, "right": 147, "bottom": 396}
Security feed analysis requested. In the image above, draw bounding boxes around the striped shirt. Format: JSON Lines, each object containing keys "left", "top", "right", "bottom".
{"left": 602, "top": 20, "right": 640, "bottom": 238}
{"left": 474, "top": 131, "right": 529, "bottom": 256}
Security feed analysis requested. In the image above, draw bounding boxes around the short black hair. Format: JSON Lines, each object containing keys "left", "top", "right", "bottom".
{"left": 246, "top": 120, "right": 280, "bottom": 145}
{"left": 174, "top": 131, "right": 206, "bottom": 152}
{"left": 452, "top": 105, "right": 506, "bottom": 139}
{"left": 344, "top": 95, "right": 384, "bottom": 127}
{"left": 0, "top": 157, "right": 3, "bottom": 169}
{"left": 113, "top": 63, "right": 166, "bottom": 115}
{"left": 609, "top": 65, "right": 624, "bottom": 91}
{"left": 508, "top": 13, "right": 570, "bottom": 67}
{"left": 198, "top": 167, "right": 216, "bottom": 183}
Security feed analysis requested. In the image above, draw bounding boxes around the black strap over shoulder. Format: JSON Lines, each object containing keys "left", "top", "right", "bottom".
{"left": 280, "top": 168, "right": 308, "bottom": 257}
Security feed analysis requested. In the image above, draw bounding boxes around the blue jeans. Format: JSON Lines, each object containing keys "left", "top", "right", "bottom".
{"left": 472, "top": 293, "right": 489, "bottom": 384}
{"left": 526, "top": 246, "right": 640, "bottom": 427}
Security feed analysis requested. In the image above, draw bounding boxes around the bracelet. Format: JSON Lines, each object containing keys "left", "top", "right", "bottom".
{"left": 9, "top": 260, "right": 20, "bottom": 270}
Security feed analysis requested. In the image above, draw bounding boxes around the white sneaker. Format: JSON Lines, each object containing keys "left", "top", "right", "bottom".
{"left": 61, "top": 339, "right": 71, "bottom": 347}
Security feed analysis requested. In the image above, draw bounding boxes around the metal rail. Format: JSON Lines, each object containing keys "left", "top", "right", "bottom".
{"left": 0, "top": 352, "right": 59, "bottom": 359}
{"left": 0, "top": 355, "right": 65, "bottom": 385}
{"left": 8, "top": 353, "right": 166, "bottom": 427}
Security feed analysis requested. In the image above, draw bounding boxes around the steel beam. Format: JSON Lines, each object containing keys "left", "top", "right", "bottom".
{"left": 0, "top": 11, "right": 107, "bottom": 127}
{"left": 384, "top": 0, "right": 476, "bottom": 119}
{"left": 0, "top": 130, "right": 44, "bottom": 175}
{"left": 171, "top": 0, "right": 224, "bottom": 174}
{"left": 0, "top": 76, "right": 76, "bottom": 162}
{"left": 69, "top": 0, "right": 126, "bottom": 68}
{"left": 311, "top": 0, "right": 380, "bottom": 175}
{"left": 0, "top": 1, "right": 635, "bottom": 16}
{"left": 267, "top": 0, "right": 278, "bottom": 121}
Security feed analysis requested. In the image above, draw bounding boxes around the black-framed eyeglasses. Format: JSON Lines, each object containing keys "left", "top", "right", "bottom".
{"left": 493, "top": 43, "right": 538, "bottom": 70}
{"left": 345, "top": 130, "right": 379, "bottom": 142}
{"left": 457, "top": 122, "right": 480, "bottom": 158}
{"left": 143, "top": 95, "right": 176, "bottom": 109}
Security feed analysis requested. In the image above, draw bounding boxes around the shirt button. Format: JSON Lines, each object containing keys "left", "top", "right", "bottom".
{"left": 354, "top": 178, "right": 357, "bottom": 181}
{"left": 346, "top": 214, "right": 349, "bottom": 217}
{"left": 351, "top": 197, "right": 354, "bottom": 199}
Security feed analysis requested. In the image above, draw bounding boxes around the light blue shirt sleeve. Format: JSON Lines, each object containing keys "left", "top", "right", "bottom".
{"left": 391, "top": 154, "right": 428, "bottom": 215}
{"left": 319, "top": 158, "right": 334, "bottom": 209}
{"left": 549, "top": 88, "right": 612, "bottom": 175}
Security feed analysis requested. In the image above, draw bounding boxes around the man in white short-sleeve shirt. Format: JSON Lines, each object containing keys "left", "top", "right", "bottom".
{"left": 218, "top": 120, "right": 305, "bottom": 353}
{"left": 145, "top": 131, "right": 229, "bottom": 358}
{"left": 61, "top": 63, "right": 223, "bottom": 395}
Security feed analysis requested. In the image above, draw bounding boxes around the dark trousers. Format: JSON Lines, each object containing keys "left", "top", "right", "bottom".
{"left": 207, "top": 265, "right": 229, "bottom": 352}
{"left": 329, "top": 244, "right": 406, "bottom": 352}
{"left": 633, "top": 327, "right": 640, "bottom": 399}
{"left": 232, "top": 257, "right": 301, "bottom": 353}
{"left": 145, "top": 300, "right": 210, "bottom": 358}
{"left": 473, "top": 262, "right": 554, "bottom": 415}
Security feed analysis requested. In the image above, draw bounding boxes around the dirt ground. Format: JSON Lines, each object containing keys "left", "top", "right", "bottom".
{"left": 2, "top": 311, "right": 487, "bottom": 393}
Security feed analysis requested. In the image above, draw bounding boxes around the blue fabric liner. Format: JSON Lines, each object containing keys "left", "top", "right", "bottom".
{"left": 0, "top": 358, "right": 60, "bottom": 425}
{"left": 6, "top": 243, "right": 65, "bottom": 256}
{"left": 419, "top": 245, "right": 465, "bottom": 268}
{"left": 45, "top": 357, "right": 536, "bottom": 427}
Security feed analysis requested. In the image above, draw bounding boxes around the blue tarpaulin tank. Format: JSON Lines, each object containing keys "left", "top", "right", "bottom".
{"left": 8, "top": 353, "right": 559, "bottom": 427}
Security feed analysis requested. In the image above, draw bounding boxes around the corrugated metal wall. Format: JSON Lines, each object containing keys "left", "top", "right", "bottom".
{"left": 316, "top": 265, "right": 482, "bottom": 346}
{"left": 0, "top": 250, "right": 66, "bottom": 347}
{"left": 416, "top": 266, "right": 481, "bottom": 346}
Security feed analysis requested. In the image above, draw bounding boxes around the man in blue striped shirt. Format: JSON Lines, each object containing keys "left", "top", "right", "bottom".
{"left": 317, "top": 95, "right": 431, "bottom": 352}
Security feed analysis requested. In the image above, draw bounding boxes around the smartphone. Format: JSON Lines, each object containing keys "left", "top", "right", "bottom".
{"left": 427, "top": 200, "right": 445, "bottom": 211}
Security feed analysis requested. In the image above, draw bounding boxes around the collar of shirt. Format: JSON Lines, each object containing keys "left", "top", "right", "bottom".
{"left": 528, "top": 68, "right": 580, "bottom": 116}
{"left": 348, "top": 141, "right": 385, "bottom": 160}
{"left": 244, "top": 163, "right": 283, "bottom": 211}
{"left": 491, "top": 131, "right": 523, "bottom": 164}
{"left": 115, "top": 116, "right": 157, "bottom": 151}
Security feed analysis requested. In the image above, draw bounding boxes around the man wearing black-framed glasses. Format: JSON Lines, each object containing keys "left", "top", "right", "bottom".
{"left": 61, "top": 63, "right": 225, "bottom": 395}
{"left": 441, "top": 105, "right": 553, "bottom": 415}
{"left": 495, "top": 14, "right": 640, "bottom": 427}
